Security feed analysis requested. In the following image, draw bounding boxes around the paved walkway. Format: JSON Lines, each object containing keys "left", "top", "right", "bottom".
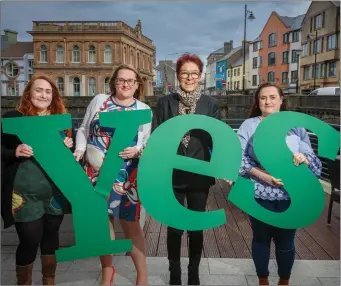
{"left": 1, "top": 247, "right": 340, "bottom": 285}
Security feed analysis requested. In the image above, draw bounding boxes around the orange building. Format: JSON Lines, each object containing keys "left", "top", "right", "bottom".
{"left": 258, "top": 12, "right": 304, "bottom": 91}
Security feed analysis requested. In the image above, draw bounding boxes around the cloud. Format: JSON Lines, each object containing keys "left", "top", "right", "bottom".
{"left": 1, "top": 1, "right": 311, "bottom": 68}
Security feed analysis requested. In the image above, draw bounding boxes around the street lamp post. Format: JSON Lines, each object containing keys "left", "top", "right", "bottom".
{"left": 295, "top": 49, "right": 302, "bottom": 94}
{"left": 242, "top": 4, "right": 256, "bottom": 94}
{"left": 307, "top": 30, "right": 318, "bottom": 91}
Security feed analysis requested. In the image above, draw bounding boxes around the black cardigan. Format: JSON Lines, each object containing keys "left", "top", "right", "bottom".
{"left": 151, "top": 93, "right": 221, "bottom": 189}
{"left": 1, "top": 110, "right": 74, "bottom": 228}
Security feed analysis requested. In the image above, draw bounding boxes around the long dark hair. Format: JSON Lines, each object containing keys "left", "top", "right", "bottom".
{"left": 248, "top": 82, "right": 287, "bottom": 118}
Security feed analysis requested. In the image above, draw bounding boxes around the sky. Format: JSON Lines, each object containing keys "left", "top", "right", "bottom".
{"left": 1, "top": 1, "right": 311, "bottom": 68}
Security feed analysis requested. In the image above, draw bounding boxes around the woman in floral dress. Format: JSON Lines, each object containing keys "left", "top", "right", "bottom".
{"left": 74, "top": 64, "right": 151, "bottom": 286}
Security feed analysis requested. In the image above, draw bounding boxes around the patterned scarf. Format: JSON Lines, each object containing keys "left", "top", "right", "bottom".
{"left": 177, "top": 86, "right": 202, "bottom": 148}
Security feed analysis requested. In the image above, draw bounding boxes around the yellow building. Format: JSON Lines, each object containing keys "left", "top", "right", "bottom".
{"left": 227, "top": 57, "right": 249, "bottom": 91}
{"left": 299, "top": 1, "right": 340, "bottom": 92}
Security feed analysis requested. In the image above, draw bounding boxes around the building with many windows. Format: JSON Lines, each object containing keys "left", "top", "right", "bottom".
{"left": 251, "top": 11, "right": 305, "bottom": 93}
{"left": 1, "top": 30, "right": 33, "bottom": 96}
{"left": 299, "top": 1, "right": 340, "bottom": 93}
{"left": 27, "top": 20, "right": 155, "bottom": 98}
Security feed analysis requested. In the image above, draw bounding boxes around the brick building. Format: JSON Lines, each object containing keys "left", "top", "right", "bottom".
{"left": 27, "top": 20, "right": 156, "bottom": 98}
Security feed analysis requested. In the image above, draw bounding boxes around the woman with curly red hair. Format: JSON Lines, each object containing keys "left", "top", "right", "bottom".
{"left": 1, "top": 75, "right": 73, "bottom": 285}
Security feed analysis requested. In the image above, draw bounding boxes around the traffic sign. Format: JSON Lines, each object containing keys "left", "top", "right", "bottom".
{"left": 222, "top": 81, "right": 226, "bottom": 86}
{"left": 168, "top": 84, "right": 172, "bottom": 88}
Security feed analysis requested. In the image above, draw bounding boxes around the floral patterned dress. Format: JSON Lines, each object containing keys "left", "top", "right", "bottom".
{"left": 84, "top": 96, "right": 140, "bottom": 221}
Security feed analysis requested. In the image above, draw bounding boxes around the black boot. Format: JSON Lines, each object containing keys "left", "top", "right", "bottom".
{"left": 188, "top": 263, "right": 200, "bottom": 285}
{"left": 188, "top": 230, "right": 203, "bottom": 285}
{"left": 169, "top": 260, "right": 182, "bottom": 285}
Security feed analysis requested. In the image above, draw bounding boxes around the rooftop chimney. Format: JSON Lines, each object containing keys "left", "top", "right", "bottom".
{"left": 4, "top": 29, "right": 18, "bottom": 45}
{"left": 224, "top": 40, "right": 233, "bottom": 54}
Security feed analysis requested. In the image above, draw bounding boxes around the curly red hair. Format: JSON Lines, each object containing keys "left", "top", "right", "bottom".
{"left": 17, "top": 75, "right": 71, "bottom": 137}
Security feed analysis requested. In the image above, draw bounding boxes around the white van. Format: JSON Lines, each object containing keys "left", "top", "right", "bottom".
{"left": 309, "top": 87, "right": 340, "bottom": 96}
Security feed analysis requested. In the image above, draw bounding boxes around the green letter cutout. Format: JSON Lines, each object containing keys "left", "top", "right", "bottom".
{"left": 229, "top": 111, "right": 340, "bottom": 229}
{"left": 138, "top": 114, "right": 240, "bottom": 230}
{"left": 2, "top": 110, "right": 151, "bottom": 262}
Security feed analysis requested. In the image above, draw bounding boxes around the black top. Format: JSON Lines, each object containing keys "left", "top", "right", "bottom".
{"left": 1, "top": 110, "right": 74, "bottom": 228}
{"left": 151, "top": 93, "right": 221, "bottom": 189}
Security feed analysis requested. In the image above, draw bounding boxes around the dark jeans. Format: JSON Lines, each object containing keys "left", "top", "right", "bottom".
{"left": 15, "top": 214, "right": 64, "bottom": 266}
{"left": 167, "top": 187, "right": 209, "bottom": 265}
{"left": 249, "top": 199, "right": 296, "bottom": 279}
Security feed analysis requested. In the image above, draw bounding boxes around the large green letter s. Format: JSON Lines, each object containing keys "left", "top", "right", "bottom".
{"left": 229, "top": 111, "right": 339, "bottom": 229}
{"left": 137, "top": 114, "right": 241, "bottom": 231}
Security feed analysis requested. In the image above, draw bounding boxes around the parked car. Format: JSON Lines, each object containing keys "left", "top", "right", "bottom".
{"left": 309, "top": 87, "right": 340, "bottom": 96}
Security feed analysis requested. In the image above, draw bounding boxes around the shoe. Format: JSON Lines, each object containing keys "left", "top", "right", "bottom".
{"left": 169, "top": 260, "right": 182, "bottom": 285}
{"left": 16, "top": 263, "right": 33, "bottom": 285}
{"left": 258, "top": 276, "right": 269, "bottom": 285}
{"left": 100, "top": 266, "right": 116, "bottom": 286}
{"left": 278, "top": 277, "right": 290, "bottom": 285}
{"left": 110, "top": 266, "right": 116, "bottom": 285}
{"left": 188, "top": 264, "right": 200, "bottom": 285}
{"left": 41, "top": 255, "right": 57, "bottom": 285}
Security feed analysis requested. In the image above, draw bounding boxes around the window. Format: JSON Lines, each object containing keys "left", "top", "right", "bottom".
{"left": 28, "top": 60, "right": 33, "bottom": 68}
{"left": 268, "top": 52, "right": 276, "bottom": 66}
{"left": 142, "top": 55, "right": 145, "bottom": 70}
{"left": 267, "top": 71, "right": 275, "bottom": 83}
{"left": 73, "top": 45, "right": 80, "bottom": 63}
{"left": 291, "top": 50, "right": 299, "bottom": 63}
{"left": 268, "top": 33, "right": 276, "bottom": 47}
{"left": 130, "top": 51, "right": 133, "bottom": 65}
{"left": 302, "top": 44, "right": 307, "bottom": 56}
{"left": 252, "top": 75, "right": 257, "bottom": 86}
{"left": 329, "top": 62, "right": 336, "bottom": 77}
{"left": 123, "top": 47, "right": 127, "bottom": 64}
{"left": 40, "top": 45, "right": 47, "bottom": 63}
{"left": 312, "top": 64, "right": 319, "bottom": 79}
{"left": 282, "top": 51, "right": 289, "bottom": 64}
{"left": 104, "top": 77, "right": 110, "bottom": 94}
{"left": 88, "top": 77, "right": 96, "bottom": 96}
{"left": 259, "top": 56, "right": 262, "bottom": 67}
{"left": 304, "top": 66, "right": 310, "bottom": 80}
{"left": 292, "top": 31, "right": 299, "bottom": 42}
{"left": 282, "top": 72, "right": 288, "bottom": 84}
{"left": 137, "top": 53, "right": 140, "bottom": 69}
{"left": 104, "top": 45, "right": 112, "bottom": 63}
{"left": 237, "top": 68, "right": 240, "bottom": 76}
{"left": 56, "top": 77, "right": 64, "bottom": 96}
{"left": 283, "top": 33, "right": 289, "bottom": 44}
{"left": 88, "top": 45, "right": 96, "bottom": 63}
{"left": 291, "top": 70, "right": 298, "bottom": 83}
{"left": 320, "top": 63, "right": 327, "bottom": 78}
{"left": 313, "top": 39, "right": 320, "bottom": 54}
{"left": 259, "top": 74, "right": 262, "bottom": 83}
{"left": 234, "top": 69, "right": 236, "bottom": 76}
{"left": 327, "top": 34, "right": 338, "bottom": 50}
{"left": 5, "top": 62, "right": 19, "bottom": 77}
{"left": 228, "top": 70, "right": 230, "bottom": 77}
{"left": 314, "top": 14, "right": 322, "bottom": 30}
{"left": 56, "top": 46, "right": 64, "bottom": 63}
{"left": 73, "top": 77, "right": 80, "bottom": 96}
{"left": 259, "top": 40, "right": 263, "bottom": 49}
{"left": 253, "top": 57, "right": 257, "bottom": 68}
{"left": 253, "top": 42, "right": 258, "bottom": 52}
{"left": 9, "top": 86, "right": 18, "bottom": 96}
